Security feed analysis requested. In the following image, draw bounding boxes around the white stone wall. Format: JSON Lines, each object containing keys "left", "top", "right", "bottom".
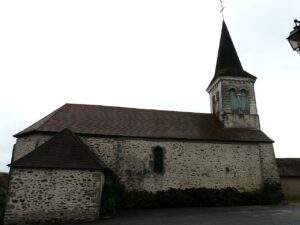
{"left": 81, "top": 137, "right": 274, "bottom": 192}
{"left": 4, "top": 168, "right": 105, "bottom": 225}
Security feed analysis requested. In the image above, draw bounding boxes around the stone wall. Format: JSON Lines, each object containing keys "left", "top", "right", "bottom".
{"left": 223, "top": 114, "right": 260, "bottom": 130}
{"left": 4, "top": 168, "right": 105, "bottom": 225}
{"left": 11, "top": 134, "right": 279, "bottom": 193}
{"left": 280, "top": 177, "right": 300, "bottom": 201}
{"left": 259, "top": 143, "right": 280, "bottom": 184}
{"left": 82, "top": 137, "right": 271, "bottom": 192}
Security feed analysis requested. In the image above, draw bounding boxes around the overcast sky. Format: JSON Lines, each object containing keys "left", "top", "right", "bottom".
{"left": 0, "top": 0, "right": 299, "bottom": 172}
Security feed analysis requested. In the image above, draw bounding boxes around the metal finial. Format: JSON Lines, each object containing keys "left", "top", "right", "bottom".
{"left": 219, "top": 0, "right": 225, "bottom": 19}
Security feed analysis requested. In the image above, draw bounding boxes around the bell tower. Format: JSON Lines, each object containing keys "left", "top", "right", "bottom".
{"left": 207, "top": 21, "right": 260, "bottom": 130}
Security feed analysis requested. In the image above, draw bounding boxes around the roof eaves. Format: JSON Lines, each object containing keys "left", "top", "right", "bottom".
{"left": 12, "top": 129, "right": 274, "bottom": 144}
{"left": 8, "top": 164, "right": 104, "bottom": 171}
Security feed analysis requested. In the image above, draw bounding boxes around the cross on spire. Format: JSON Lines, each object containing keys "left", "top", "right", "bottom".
{"left": 219, "top": 0, "right": 225, "bottom": 19}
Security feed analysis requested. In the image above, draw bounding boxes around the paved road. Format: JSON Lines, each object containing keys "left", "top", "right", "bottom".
{"left": 81, "top": 206, "right": 300, "bottom": 225}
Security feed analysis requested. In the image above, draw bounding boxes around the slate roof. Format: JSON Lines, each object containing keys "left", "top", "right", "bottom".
{"left": 15, "top": 103, "right": 273, "bottom": 143}
{"left": 208, "top": 21, "right": 256, "bottom": 88}
{"left": 277, "top": 158, "right": 300, "bottom": 177}
{"left": 10, "top": 129, "right": 105, "bottom": 170}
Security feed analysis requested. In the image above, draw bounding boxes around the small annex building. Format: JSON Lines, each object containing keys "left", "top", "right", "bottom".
{"left": 4, "top": 21, "right": 281, "bottom": 224}
{"left": 277, "top": 158, "right": 300, "bottom": 201}
{"left": 5, "top": 129, "right": 105, "bottom": 224}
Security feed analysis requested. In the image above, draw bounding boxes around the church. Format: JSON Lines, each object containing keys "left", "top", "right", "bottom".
{"left": 4, "top": 21, "right": 280, "bottom": 224}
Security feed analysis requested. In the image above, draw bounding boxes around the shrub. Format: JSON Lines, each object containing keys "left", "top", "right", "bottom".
{"left": 260, "top": 182, "right": 284, "bottom": 205}
{"left": 0, "top": 187, "right": 7, "bottom": 225}
{"left": 100, "top": 171, "right": 125, "bottom": 217}
{"left": 121, "top": 187, "right": 245, "bottom": 209}
{"left": 101, "top": 180, "right": 284, "bottom": 216}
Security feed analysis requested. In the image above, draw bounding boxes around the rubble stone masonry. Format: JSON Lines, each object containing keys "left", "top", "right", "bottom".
{"left": 84, "top": 137, "right": 279, "bottom": 191}
{"left": 4, "top": 168, "right": 104, "bottom": 224}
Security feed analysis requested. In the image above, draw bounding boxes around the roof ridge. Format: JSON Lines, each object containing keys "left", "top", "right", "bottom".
{"left": 64, "top": 103, "right": 211, "bottom": 115}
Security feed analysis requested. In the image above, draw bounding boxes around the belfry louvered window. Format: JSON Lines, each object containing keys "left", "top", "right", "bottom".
{"left": 229, "top": 88, "right": 249, "bottom": 113}
{"left": 153, "top": 146, "right": 164, "bottom": 174}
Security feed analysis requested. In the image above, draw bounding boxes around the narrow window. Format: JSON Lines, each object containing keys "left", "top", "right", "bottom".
{"left": 213, "top": 92, "right": 220, "bottom": 115}
{"left": 239, "top": 89, "right": 249, "bottom": 111}
{"left": 153, "top": 146, "right": 164, "bottom": 174}
{"left": 216, "top": 91, "right": 219, "bottom": 101}
{"left": 212, "top": 95, "right": 217, "bottom": 114}
{"left": 229, "top": 88, "right": 238, "bottom": 111}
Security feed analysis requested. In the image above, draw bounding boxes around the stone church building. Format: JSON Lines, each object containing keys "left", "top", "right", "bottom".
{"left": 4, "top": 21, "right": 280, "bottom": 224}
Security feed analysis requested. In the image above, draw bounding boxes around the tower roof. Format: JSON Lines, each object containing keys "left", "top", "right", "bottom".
{"left": 208, "top": 21, "right": 256, "bottom": 88}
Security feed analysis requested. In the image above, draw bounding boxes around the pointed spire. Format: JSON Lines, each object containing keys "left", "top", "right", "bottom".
{"left": 208, "top": 21, "right": 256, "bottom": 88}
{"left": 215, "top": 21, "right": 243, "bottom": 74}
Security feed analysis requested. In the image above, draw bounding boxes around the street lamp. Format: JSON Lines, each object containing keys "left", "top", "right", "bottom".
{"left": 287, "top": 19, "right": 300, "bottom": 53}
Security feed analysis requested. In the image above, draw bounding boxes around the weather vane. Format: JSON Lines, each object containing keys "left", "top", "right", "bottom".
{"left": 219, "top": 0, "right": 225, "bottom": 19}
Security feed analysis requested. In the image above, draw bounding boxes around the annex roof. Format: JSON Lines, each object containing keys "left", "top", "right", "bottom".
{"left": 15, "top": 103, "right": 273, "bottom": 143}
{"left": 10, "top": 129, "right": 105, "bottom": 170}
{"left": 277, "top": 158, "right": 300, "bottom": 177}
